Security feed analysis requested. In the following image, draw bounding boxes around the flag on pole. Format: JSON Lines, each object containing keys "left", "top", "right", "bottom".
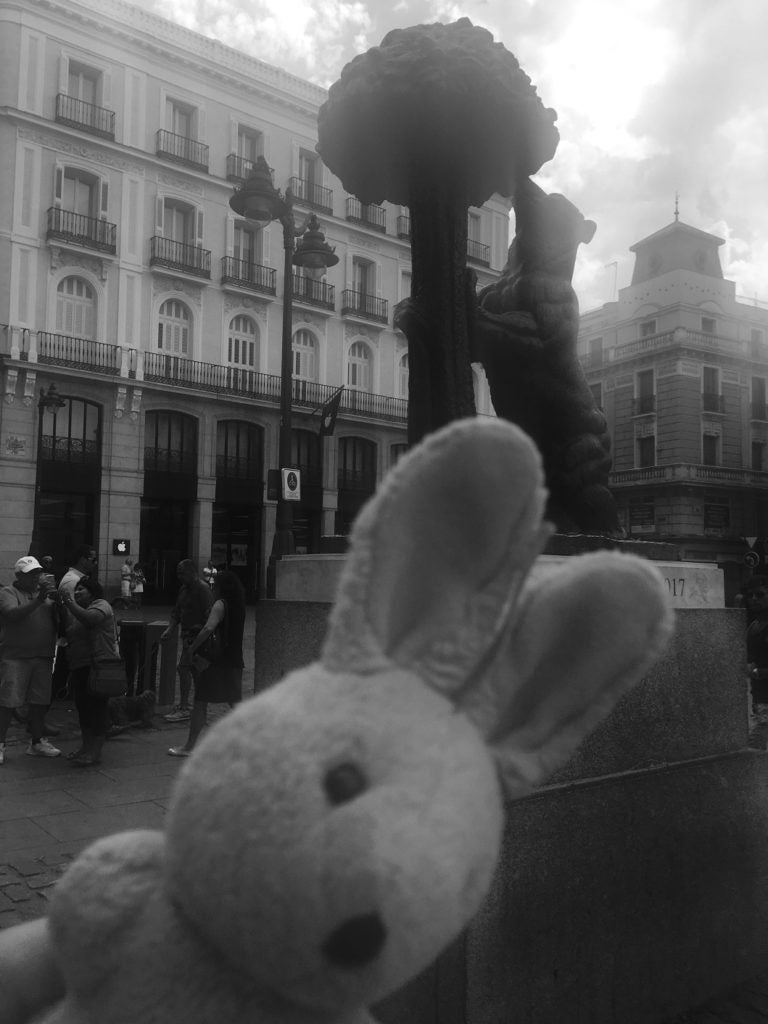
{"left": 319, "top": 386, "right": 344, "bottom": 437}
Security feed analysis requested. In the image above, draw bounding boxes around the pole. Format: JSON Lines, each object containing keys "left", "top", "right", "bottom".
{"left": 266, "top": 205, "right": 297, "bottom": 595}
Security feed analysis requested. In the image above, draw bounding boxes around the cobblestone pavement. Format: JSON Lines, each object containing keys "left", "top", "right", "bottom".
{"left": 0, "top": 606, "right": 256, "bottom": 930}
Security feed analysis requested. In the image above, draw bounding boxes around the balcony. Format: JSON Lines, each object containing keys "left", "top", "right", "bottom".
{"left": 221, "top": 257, "right": 276, "bottom": 295}
{"left": 702, "top": 392, "right": 725, "bottom": 413}
{"left": 226, "top": 154, "right": 257, "bottom": 182}
{"left": 47, "top": 207, "right": 117, "bottom": 255}
{"left": 292, "top": 274, "right": 335, "bottom": 311}
{"left": 55, "top": 93, "right": 115, "bottom": 140}
{"left": 341, "top": 290, "right": 388, "bottom": 324}
{"left": 141, "top": 353, "right": 406, "bottom": 421}
{"left": 34, "top": 332, "right": 121, "bottom": 374}
{"left": 633, "top": 394, "right": 656, "bottom": 415}
{"left": 150, "top": 237, "right": 211, "bottom": 279}
{"left": 397, "top": 215, "right": 411, "bottom": 239}
{"left": 611, "top": 463, "right": 768, "bottom": 488}
{"left": 752, "top": 401, "right": 768, "bottom": 421}
{"left": 155, "top": 130, "right": 209, "bottom": 172}
{"left": 289, "top": 177, "right": 333, "bottom": 214}
{"left": 467, "top": 239, "right": 491, "bottom": 266}
{"left": 346, "top": 198, "right": 386, "bottom": 233}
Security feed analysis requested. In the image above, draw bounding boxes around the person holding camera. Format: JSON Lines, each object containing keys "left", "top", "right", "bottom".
{"left": 0, "top": 556, "right": 61, "bottom": 764}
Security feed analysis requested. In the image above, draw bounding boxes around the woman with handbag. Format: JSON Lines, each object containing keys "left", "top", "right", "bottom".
{"left": 168, "top": 570, "right": 245, "bottom": 757}
{"left": 61, "top": 577, "right": 121, "bottom": 767}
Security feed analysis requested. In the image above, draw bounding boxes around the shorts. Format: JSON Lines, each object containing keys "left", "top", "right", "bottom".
{"left": 0, "top": 658, "right": 54, "bottom": 707}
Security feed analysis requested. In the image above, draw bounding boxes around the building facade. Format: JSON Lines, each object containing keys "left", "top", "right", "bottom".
{"left": 0, "top": 0, "right": 509, "bottom": 600}
{"left": 578, "top": 212, "right": 768, "bottom": 596}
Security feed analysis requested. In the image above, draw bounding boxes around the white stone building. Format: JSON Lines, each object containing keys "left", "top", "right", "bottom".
{"left": 0, "top": 0, "right": 509, "bottom": 600}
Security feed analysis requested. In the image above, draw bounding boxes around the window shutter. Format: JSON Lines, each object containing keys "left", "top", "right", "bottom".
{"left": 100, "top": 180, "right": 109, "bottom": 219}
{"left": 197, "top": 106, "right": 206, "bottom": 142}
{"left": 226, "top": 214, "right": 234, "bottom": 257}
{"left": 58, "top": 52, "right": 68, "bottom": 93}
{"left": 196, "top": 209, "right": 204, "bottom": 246}
{"left": 230, "top": 117, "right": 238, "bottom": 154}
{"left": 101, "top": 70, "right": 112, "bottom": 107}
{"left": 155, "top": 197, "right": 164, "bottom": 235}
{"left": 54, "top": 166, "right": 63, "bottom": 205}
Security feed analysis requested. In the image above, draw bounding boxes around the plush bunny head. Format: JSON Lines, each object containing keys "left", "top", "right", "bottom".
{"left": 163, "top": 418, "right": 673, "bottom": 1017}
{"left": 43, "top": 418, "right": 672, "bottom": 1024}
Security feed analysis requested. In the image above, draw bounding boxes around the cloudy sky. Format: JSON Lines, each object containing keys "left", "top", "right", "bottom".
{"left": 135, "top": 0, "right": 767, "bottom": 313}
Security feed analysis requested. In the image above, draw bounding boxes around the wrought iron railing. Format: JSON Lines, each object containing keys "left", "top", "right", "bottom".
{"left": 225, "top": 154, "right": 256, "bottom": 181}
{"left": 467, "top": 239, "right": 491, "bottom": 265}
{"left": 47, "top": 207, "right": 117, "bottom": 254}
{"left": 150, "top": 236, "right": 211, "bottom": 278}
{"left": 55, "top": 93, "right": 115, "bottom": 139}
{"left": 346, "top": 198, "right": 387, "bottom": 233}
{"left": 155, "top": 129, "right": 209, "bottom": 171}
{"left": 292, "top": 274, "right": 335, "bottom": 310}
{"left": 341, "top": 290, "right": 388, "bottom": 324}
{"left": 35, "top": 332, "right": 121, "bottom": 373}
{"left": 221, "top": 257, "right": 276, "bottom": 294}
{"left": 289, "top": 177, "right": 333, "bottom": 214}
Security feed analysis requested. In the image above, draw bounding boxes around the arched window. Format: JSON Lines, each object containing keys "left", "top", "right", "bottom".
{"left": 157, "top": 299, "right": 191, "bottom": 355}
{"left": 347, "top": 341, "right": 372, "bottom": 392}
{"left": 397, "top": 351, "right": 409, "bottom": 399}
{"left": 56, "top": 277, "right": 95, "bottom": 339}
{"left": 216, "top": 420, "right": 263, "bottom": 480}
{"left": 228, "top": 315, "right": 258, "bottom": 369}
{"left": 144, "top": 410, "right": 197, "bottom": 475}
{"left": 293, "top": 329, "right": 318, "bottom": 382}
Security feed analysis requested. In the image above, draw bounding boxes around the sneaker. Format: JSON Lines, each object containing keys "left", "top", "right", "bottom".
{"left": 163, "top": 708, "right": 190, "bottom": 723}
{"left": 27, "top": 738, "right": 62, "bottom": 758}
{"left": 0, "top": 743, "right": 5, "bottom": 765}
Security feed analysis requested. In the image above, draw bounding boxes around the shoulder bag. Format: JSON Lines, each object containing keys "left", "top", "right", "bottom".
{"left": 87, "top": 612, "right": 126, "bottom": 697}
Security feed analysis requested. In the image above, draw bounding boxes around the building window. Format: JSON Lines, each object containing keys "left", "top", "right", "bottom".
{"left": 702, "top": 433, "right": 720, "bottom": 466}
{"left": 702, "top": 366, "right": 721, "bottom": 412}
{"left": 589, "top": 336, "right": 604, "bottom": 364}
{"left": 400, "top": 270, "right": 412, "bottom": 301}
{"left": 751, "top": 328, "right": 764, "bottom": 346}
{"left": 347, "top": 341, "right": 372, "bottom": 392}
{"left": 56, "top": 277, "right": 96, "bottom": 339}
{"left": 352, "top": 257, "right": 374, "bottom": 296}
{"left": 589, "top": 382, "right": 603, "bottom": 409}
{"left": 40, "top": 396, "right": 101, "bottom": 466}
{"left": 639, "top": 319, "right": 657, "bottom": 338}
{"left": 68, "top": 62, "right": 99, "bottom": 105}
{"left": 227, "top": 315, "right": 258, "bottom": 369}
{"left": 637, "top": 435, "right": 655, "bottom": 468}
{"left": 233, "top": 223, "right": 261, "bottom": 265}
{"left": 397, "top": 352, "right": 409, "bottom": 399}
{"left": 237, "top": 126, "right": 263, "bottom": 166}
{"left": 160, "top": 199, "right": 196, "bottom": 244}
{"left": 701, "top": 317, "right": 716, "bottom": 335}
{"left": 216, "top": 421, "right": 262, "bottom": 480}
{"left": 167, "top": 98, "right": 196, "bottom": 138}
{"left": 753, "top": 378, "right": 767, "bottom": 420}
{"left": 144, "top": 410, "right": 197, "bottom": 474}
{"left": 635, "top": 369, "right": 655, "bottom": 414}
{"left": 60, "top": 167, "right": 99, "bottom": 218}
{"left": 157, "top": 299, "right": 191, "bottom": 355}
{"left": 752, "top": 441, "right": 765, "bottom": 472}
{"left": 292, "top": 329, "right": 318, "bottom": 381}
{"left": 703, "top": 503, "right": 730, "bottom": 530}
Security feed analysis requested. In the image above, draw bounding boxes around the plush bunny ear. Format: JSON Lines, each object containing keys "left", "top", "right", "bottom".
{"left": 321, "top": 419, "right": 552, "bottom": 696}
{"left": 458, "top": 552, "right": 675, "bottom": 792}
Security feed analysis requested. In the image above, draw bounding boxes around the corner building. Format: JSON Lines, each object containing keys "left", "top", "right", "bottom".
{"left": 0, "top": 0, "right": 509, "bottom": 600}
{"left": 578, "top": 213, "right": 768, "bottom": 595}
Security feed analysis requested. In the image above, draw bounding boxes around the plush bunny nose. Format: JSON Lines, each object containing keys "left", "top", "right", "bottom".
{"left": 322, "top": 913, "right": 387, "bottom": 967}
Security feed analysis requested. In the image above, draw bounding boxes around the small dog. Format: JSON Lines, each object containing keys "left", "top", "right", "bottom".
{"left": 107, "top": 690, "right": 157, "bottom": 737}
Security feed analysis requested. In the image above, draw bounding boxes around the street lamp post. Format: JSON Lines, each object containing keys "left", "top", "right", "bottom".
{"left": 31, "top": 382, "right": 66, "bottom": 557}
{"left": 229, "top": 157, "right": 338, "bottom": 596}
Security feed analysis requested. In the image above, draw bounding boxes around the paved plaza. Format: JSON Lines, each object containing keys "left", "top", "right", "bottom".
{"left": 0, "top": 606, "right": 257, "bottom": 930}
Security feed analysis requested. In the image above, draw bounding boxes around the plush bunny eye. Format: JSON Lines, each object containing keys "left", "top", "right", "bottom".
{"left": 324, "top": 762, "right": 368, "bottom": 805}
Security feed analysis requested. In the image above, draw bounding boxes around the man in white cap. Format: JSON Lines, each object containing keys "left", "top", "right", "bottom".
{"left": 0, "top": 556, "right": 60, "bottom": 763}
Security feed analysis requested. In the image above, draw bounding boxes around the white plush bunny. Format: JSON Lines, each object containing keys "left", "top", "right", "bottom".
{"left": 30, "top": 418, "right": 672, "bottom": 1024}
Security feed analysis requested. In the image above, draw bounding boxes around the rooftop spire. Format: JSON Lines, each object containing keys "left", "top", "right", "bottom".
{"left": 674, "top": 192, "right": 679, "bottom": 222}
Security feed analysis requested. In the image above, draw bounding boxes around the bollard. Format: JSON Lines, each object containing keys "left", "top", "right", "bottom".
{"left": 152, "top": 623, "right": 177, "bottom": 707}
